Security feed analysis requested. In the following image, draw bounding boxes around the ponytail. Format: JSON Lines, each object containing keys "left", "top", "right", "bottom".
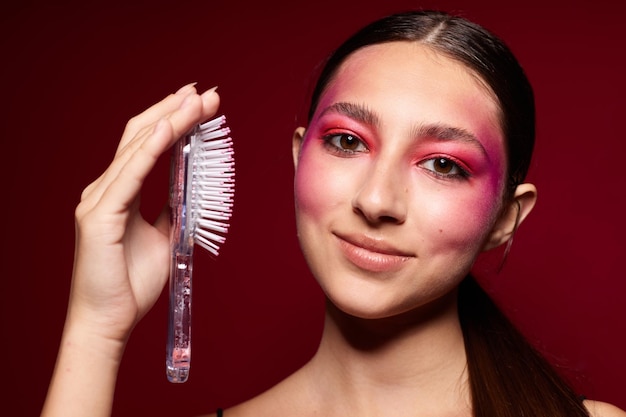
{"left": 459, "top": 276, "right": 589, "bottom": 416}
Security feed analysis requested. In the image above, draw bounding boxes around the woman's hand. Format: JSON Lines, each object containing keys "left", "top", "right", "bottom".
{"left": 68, "top": 84, "right": 220, "bottom": 343}
{"left": 41, "top": 84, "right": 220, "bottom": 417}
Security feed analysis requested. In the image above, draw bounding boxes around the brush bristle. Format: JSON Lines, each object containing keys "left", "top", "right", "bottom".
{"left": 189, "top": 116, "right": 235, "bottom": 256}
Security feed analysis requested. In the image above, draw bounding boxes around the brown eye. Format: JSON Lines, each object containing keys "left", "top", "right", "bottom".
{"left": 420, "top": 157, "right": 468, "bottom": 179}
{"left": 434, "top": 158, "right": 454, "bottom": 174}
{"left": 324, "top": 133, "right": 367, "bottom": 154}
{"left": 339, "top": 134, "right": 360, "bottom": 150}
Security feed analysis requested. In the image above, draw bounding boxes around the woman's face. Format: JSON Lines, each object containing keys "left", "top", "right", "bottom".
{"left": 293, "top": 42, "right": 508, "bottom": 319}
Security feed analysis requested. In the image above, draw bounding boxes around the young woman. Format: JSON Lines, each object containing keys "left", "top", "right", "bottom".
{"left": 41, "top": 10, "right": 625, "bottom": 417}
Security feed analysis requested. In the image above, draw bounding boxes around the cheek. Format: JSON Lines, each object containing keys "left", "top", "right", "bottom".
{"left": 420, "top": 182, "right": 503, "bottom": 249}
{"left": 440, "top": 154, "right": 506, "bottom": 242}
{"left": 294, "top": 144, "right": 341, "bottom": 221}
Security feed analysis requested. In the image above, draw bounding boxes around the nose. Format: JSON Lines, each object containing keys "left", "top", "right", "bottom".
{"left": 352, "top": 160, "right": 408, "bottom": 225}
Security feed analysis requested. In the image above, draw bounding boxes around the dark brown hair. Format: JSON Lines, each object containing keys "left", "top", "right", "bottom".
{"left": 306, "top": 10, "right": 588, "bottom": 417}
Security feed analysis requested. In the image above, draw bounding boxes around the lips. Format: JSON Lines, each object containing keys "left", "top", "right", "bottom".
{"left": 334, "top": 232, "right": 413, "bottom": 272}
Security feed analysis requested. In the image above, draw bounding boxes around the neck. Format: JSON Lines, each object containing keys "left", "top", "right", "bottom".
{"left": 305, "top": 290, "right": 470, "bottom": 416}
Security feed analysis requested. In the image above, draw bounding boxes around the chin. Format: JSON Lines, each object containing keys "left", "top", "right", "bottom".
{"left": 331, "top": 300, "right": 402, "bottom": 320}
{"left": 326, "top": 285, "right": 459, "bottom": 322}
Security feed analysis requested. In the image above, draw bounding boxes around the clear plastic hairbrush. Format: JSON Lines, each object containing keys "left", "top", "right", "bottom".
{"left": 167, "top": 115, "right": 235, "bottom": 383}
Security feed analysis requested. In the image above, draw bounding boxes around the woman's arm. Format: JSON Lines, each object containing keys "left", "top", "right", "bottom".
{"left": 41, "top": 84, "right": 220, "bottom": 417}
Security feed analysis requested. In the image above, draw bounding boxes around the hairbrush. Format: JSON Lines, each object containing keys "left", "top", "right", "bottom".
{"left": 166, "top": 115, "right": 235, "bottom": 383}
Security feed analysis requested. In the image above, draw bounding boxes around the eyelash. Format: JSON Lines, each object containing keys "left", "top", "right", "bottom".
{"left": 419, "top": 157, "right": 470, "bottom": 180}
{"left": 322, "top": 132, "right": 369, "bottom": 155}
{"left": 321, "top": 132, "right": 470, "bottom": 180}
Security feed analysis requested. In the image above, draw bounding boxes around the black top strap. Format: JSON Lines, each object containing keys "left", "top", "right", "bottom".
{"left": 217, "top": 408, "right": 223, "bottom": 417}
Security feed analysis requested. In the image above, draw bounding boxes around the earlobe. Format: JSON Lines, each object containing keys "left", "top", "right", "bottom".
{"left": 292, "top": 127, "right": 306, "bottom": 169}
{"left": 482, "top": 183, "right": 538, "bottom": 251}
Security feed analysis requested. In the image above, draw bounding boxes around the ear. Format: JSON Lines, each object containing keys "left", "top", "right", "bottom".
{"left": 292, "top": 127, "right": 306, "bottom": 169}
{"left": 482, "top": 183, "right": 537, "bottom": 251}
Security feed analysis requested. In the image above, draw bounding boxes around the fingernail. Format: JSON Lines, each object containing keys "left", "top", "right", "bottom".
{"left": 204, "top": 86, "right": 218, "bottom": 95}
{"left": 176, "top": 82, "right": 198, "bottom": 95}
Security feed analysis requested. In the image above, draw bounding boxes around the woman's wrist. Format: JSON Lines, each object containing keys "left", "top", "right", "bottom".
{"left": 61, "top": 316, "right": 128, "bottom": 365}
{"left": 41, "top": 319, "right": 127, "bottom": 417}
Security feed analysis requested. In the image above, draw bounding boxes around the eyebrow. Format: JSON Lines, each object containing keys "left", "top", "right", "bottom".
{"left": 319, "top": 102, "right": 380, "bottom": 126}
{"left": 415, "top": 124, "right": 488, "bottom": 157}
{"left": 319, "top": 101, "right": 488, "bottom": 157}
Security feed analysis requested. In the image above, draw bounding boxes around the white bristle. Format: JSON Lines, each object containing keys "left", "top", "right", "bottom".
{"left": 198, "top": 203, "right": 232, "bottom": 213}
{"left": 189, "top": 116, "right": 235, "bottom": 256}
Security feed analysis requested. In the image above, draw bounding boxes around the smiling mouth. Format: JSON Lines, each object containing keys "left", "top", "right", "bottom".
{"left": 334, "top": 233, "right": 413, "bottom": 272}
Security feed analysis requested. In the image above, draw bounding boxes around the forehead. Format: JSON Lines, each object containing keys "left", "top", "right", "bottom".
{"left": 315, "top": 42, "right": 503, "bottom": 150}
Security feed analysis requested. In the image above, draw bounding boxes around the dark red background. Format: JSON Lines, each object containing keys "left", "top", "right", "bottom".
{"left": 1, "top": 1, "right": 624, "bottom": 415}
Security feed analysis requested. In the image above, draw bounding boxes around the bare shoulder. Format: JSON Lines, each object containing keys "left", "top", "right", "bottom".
{"left": 585, "top": 400, "right": 626, "bottom": 417}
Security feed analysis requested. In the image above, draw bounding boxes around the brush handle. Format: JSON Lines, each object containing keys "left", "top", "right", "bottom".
{"left": 166, "top": 250, "right": 193, "bottom": 383}
{"left": 166, "top": 132, "right": 195, "bottom": 383}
